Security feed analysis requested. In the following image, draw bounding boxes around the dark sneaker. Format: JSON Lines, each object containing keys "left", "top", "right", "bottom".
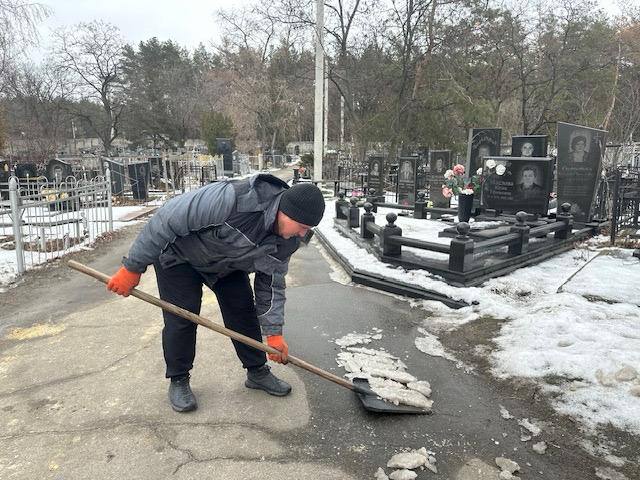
{"left": 245, "top": 365, "right": 292, "bottom": 397}
{"left": 168, "top": 374, "right": 198, "bottom": 412}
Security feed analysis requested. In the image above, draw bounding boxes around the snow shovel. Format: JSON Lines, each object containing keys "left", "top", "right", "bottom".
{"left": 68, "top": 260, "right": 427, "bottom": 414}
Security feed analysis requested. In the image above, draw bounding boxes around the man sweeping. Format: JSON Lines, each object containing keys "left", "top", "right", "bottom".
{"left": 106, "top": 174, "right": 325, "bottom": 412}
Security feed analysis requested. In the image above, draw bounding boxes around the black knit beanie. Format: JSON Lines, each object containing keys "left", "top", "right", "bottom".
{"left": 279, "top": 183, "right": 325, "bottom": 226}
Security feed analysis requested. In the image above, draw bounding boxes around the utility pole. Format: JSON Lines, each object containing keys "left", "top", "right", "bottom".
{"left": 313, "top": 0, "right": 324, "bottom": 182}
{"left": 324, "top": 57, "right": 329, "bottom": 152}
{"left": 340, "top": 95, "right": 345, "bottom": 148}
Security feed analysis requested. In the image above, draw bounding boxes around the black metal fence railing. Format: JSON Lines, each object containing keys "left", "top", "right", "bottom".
{"left": 610, "top": 167, "right": 640, "bottom": 243}
{"left": 174, "top": 164, "right": 218, "bottom": 192}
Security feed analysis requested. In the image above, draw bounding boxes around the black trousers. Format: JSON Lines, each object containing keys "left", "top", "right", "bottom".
{"left": 154, "top": 262, "right": 267, "bottom": 378}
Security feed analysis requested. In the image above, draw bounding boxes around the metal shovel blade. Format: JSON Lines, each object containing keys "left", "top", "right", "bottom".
{"left": 352, "top": 378, "right": 430, "bottom": 414}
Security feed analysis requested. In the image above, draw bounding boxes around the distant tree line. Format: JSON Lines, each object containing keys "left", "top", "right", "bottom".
{"left": 0, "top": 0, "right": 639, "bottom": 162}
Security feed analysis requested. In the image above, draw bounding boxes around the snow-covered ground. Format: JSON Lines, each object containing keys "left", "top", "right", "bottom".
{"left": 0, "top": 205, "right": 144, "bottom": 291}
{"left": 318, "top": 202, "right": 640, "bottom": 436}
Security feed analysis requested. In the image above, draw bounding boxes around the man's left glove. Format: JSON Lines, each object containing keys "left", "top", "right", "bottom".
{"left": 107, "top": 266, "right": 141, "bottom": 297}
{"left": 266, "top": 335, "right": 289, "bottom": 364}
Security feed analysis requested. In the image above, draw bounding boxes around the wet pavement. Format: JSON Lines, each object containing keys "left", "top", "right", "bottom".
{"left": 0, "top": 214, "right": 637, "bottom": 479}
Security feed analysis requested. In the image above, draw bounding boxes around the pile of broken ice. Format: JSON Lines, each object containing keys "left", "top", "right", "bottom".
{"left": 375, "top": 448, "right": 438, "bottom": 479}
{"left": 335, "top": 331, "right": 434, "bottom": 411}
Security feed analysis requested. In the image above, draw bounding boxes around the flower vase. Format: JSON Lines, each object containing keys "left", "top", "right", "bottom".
{"left": 457, "top": 193, "right": 474, "bottom": 223}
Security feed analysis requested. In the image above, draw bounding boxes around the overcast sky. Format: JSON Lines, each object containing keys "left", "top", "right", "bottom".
{"left": 32, "top": 0, "right": 622, "bottom": 55}
{"left": 34, "top": 0, "right": 254, "bottom": 53}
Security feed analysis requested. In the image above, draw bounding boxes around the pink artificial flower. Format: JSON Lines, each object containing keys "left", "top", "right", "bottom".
{"left": 442, "top": 186, "right": 453, "bottom": 198}
{"left": 452, "top": 164, "right": 465, "bottom": 176}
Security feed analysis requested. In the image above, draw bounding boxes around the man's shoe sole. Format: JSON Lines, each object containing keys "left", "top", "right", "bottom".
{"left": 245, "top": 379, "right": 291, "bottom": 397}
{"left": 169, "top": 401, "right": 198, "bottom": 413}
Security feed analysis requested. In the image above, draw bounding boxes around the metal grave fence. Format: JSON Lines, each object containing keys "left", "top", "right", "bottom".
{"left": 1, "top": 171, "right": 113, "bottom": 275}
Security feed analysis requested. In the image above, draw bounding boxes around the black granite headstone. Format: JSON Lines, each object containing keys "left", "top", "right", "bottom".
{"left": 46, "top": 159, "right": 73, "bottom": 183}
{"left": 216, "top": 138, "right": 233, "bottom": 175}
{"left": 467, "top": 128, "right": 502, "bottom": 174}
{"left": 427, "top": 150, "right": 452, "bottom": 208}
{"left": 128, "top": 161, "right": 150, "bottom": 200}
{"left": 481, "top": 156, "right": 553, "bottom": 215}
{"left": 367, "top": 155, "right": 384, "bottom": 196}
{"left": 14, "top": 163, "right": 38, "bottom": 179}
{"left": 556, "top": 122, "right": 606, "bottom": 223}
{"left": 397, "top": 156, "right": 418, "bottom": 206}
{"left": 511, "top": 135, "right": 548, "bottom": 157}
{"left": 104, "top": 159, "right": 125, "bottom": 195}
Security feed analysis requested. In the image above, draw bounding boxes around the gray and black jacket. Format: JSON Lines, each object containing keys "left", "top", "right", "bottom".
{"left": 122, "top": 174, "right": 300, "bottom": 336}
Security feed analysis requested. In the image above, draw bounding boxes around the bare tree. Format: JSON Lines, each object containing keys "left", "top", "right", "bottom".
{"left": 0, "top": 0, "right": 49, "bottom": 93}
{"left": 4, "top": 62, "right": 71, "bottom": 163}
{"left": 50, "top": 20, "right": 125, "bottom": 153}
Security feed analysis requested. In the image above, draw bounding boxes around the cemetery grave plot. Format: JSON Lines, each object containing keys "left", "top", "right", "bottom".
{"left": 330, "top": 193, "right": 602, "bottom": 288}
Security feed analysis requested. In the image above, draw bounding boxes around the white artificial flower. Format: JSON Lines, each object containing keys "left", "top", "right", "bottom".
{"left": 485, "top": 159, "right": 496, "bottom": 169}
{"left": 476, "top": 168, "right": 483, "bottom": 175}
{"left": 461, "top": 188, "right": 474, "bottom": 195}
{"left": 444, "top": 169, "right": 454, "bottom": 179}
{"left": 496, "top": 164, "right": 506, "bottom": 175}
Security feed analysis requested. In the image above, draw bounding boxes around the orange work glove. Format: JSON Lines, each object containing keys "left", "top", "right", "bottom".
{"left": 106, "top": 266, "right": 141, "bottom": 297}
{"left": 266, "top": 335, "right": 289, "bottom": 364}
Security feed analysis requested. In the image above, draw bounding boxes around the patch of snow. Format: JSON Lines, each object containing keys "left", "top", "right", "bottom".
{"left": 414, "top": 328, "right": 455, "bottom": 360}
{"left": 595, "top": 466, "right": 628, "bottom": 480}
{"left": 561, "top": 250, "right": 640, "bottom": 305}
{"left": 335, "top": 332, "right": 376, "bottom": 347}
{"left": 388, "top": 469, "right": 417, "bottom": 480}
{"left": 517, "top": 418, "right": 542, "bottom": 437}
{"left": 369, "top": 377, "right": 433, "bottom": 410}
{"left": 495, "top": 457, "right": 520, "bottom": 473}
{"left": 368, "top": 368, "right": 417, "bottom": 384}
{"left": 604, "top": 455, "right": 626, "bottom": 468}
{"left": 499, "top": 405, "right": 515, "bottom": 420}
{"left": 374, "top": 467, "right": 389, "bottom": 480}
{"left": 387, "top": 452, "right": 426, "bottom": 470}
{"left": 532, "top": 441, "right": 547, "bottom": 454}
{"left": 407, "top": 380, "right": 432, "bottom": 397}
{"left": 320, "top": 201, "right": 640, "bottom": 435}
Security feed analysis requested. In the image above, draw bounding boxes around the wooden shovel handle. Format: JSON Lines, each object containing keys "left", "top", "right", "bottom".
{"left": 67, "top": 260, "right": 357, "bottom": 392}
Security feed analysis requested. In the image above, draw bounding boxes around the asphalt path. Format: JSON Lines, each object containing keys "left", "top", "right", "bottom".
{"left": 0, "top": 171, "right": 637, "bottom": 479}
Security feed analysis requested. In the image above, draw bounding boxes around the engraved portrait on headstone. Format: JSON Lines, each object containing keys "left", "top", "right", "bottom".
{"left": 367, "top": 155, "right": 384, "bottom": 196}
{"left": 427, "top": 150, "right": 452, "bottom": 208}
{"left": 397, "top": 156, "right": 418, "bottom": 205}
{"left": 556, "top": 122, "right": 606, "bottom": 223}
{"left": 481, "top": 156, "right": 553, "bottom": 215}
{"left": 511, "top": 135, "right": 548, "bottom": 158}
{"left": 467, "top": 128, "right": 502, "bottom": 174}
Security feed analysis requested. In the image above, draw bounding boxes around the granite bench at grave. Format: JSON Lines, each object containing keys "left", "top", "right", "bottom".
{"left": 556, "top": 122, "right": 607, "bottom": 224}
{"left": 426, "top": 150, "right": 452, "bottom": 219}
{"left": 397, "top": 156, "right": 418, "bottom": 206}
{"left": 481, "top": 156, "right": 553, "bottom": 216}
